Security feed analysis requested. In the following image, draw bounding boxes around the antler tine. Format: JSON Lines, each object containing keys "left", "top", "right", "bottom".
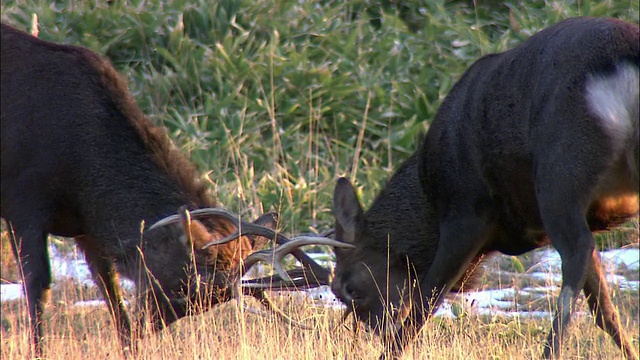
{"left": 204, "top": 228, "right": 343, "bottom": 293}
{"left": 239, "top": 234, "right": 353, "bottom": 291}
{"left": 223, "top": 233, "right": 340, "bottom": 288}
{"left": 320, "top": 228, "right": 335, "bottom": 238}
{"left": 292, "top": 252, "right": 326, "bottom": 284}
{"left": 147, "top": 207, "right": 285, "bottom": 248}
{"left": 148, "top": 207, "right": 245, "bottom": 231}
{"left": 240, "top": 236, "right": 353, "bottom": 280}
{"left": 202, "top": 223, "right": 289, "bottom": 249}
{"left": 287, "top": 240, "right": 336, "bottom": 284}
{"left": 241, "top": 268, "right": 328, "bottom": 290}
{"left": 242, "top": 249, "right": 292, "bottom": 283}
{"left": 234, "top": 233, "right": 353, "bottom": 331}
{"left": 190, "top": 211, "right": 340, "bottom": 287}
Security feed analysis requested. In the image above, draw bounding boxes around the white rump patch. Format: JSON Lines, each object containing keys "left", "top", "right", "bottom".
{"left": 585, "top": 63, "right": 639, "bottom": 145}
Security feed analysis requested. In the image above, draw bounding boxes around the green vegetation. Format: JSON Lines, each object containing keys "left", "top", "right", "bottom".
{"left": 2, "top": 0, "right": 637, "bottom": 234}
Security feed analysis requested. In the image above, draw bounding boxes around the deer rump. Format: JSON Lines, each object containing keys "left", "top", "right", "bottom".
{"left": 0, "top": 23, "right": 340, "bottom": 357}
{"left": 331, "top": 17, "right": 639, "bottom": 359}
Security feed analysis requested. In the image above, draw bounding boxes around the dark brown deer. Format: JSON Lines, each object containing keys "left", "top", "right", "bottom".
{"left": 330, "top": 17, "right": 639, "bottom": 359}
{"left": 0, "top": 23, "right": 342, "bottom": 357}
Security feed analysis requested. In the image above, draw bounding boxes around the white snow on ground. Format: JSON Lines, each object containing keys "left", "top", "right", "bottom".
{"left": 527, "top": 272, "right": 563, "bottom": 284}
{"left": 72, "top": 299, "right": 130, "bottom": 308}
{"left": 47, "top": 245, "right": 136, "bottom": 292}
{"left": 48, "top": 245, "right": 93, "bottom": 286}
{"left": 601, "top": 248, "right": 640, "bottom": 271}
{"left": 531, "top": 249, "right": 562, "bottom": 272}
{"left": 463, "top": 288, "right": 522, "bottom": 310}
{"left": 1, "top": 283, "right": 22, "bottom": 302}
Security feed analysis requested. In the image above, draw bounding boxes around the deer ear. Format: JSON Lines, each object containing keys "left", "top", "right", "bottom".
{"left": 333, "top": 177, "right": 364, "bottom": 244}
{"left": 252, "top": 211, "right": 278, "bottom": 229}
{"left": 178, "top": 206, "right": 215, "bottom": 250}
{"left": 249, "top": 211, "right": 279, "bottom": 249}
{"left": 187, "top": 219, "right": 218, "bottom": 250}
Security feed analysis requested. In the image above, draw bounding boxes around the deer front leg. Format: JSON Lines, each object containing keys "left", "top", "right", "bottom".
{"left": 384, "top": 213, "right": 489, "bottom": 359}
{"left": 9, "top": 224, "right": 51, "bottom": 358}
{"left": 76, "top": 237, "right": 134, "bottom": 354}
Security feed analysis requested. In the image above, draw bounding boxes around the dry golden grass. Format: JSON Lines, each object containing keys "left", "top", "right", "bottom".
{"left": 2, "top": 223, "right": 638, "bottom": 359}
{"left": 1, "top": 275, "right": 638, "bottom": 360}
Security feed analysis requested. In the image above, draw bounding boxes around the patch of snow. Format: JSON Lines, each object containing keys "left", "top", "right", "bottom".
{"left": 48, "top": 245, "right": 135, "bottom": 291}
{"left": 433, "top": 302, "right": 455, "bottom": 318}
{"left": 73, "top": 299, "right": 130, "bottom": 308}
{"left": 73, "top": 300, "right": 107, "bottom": 307}
{"left": 474, "top": 308, "right": 554, "bottom": 319}
{"left": 1, "top": 283, "right": 23, "bottom": 302}
{"left": 49, "top": 245, "right": 92, "bottom": 283}
{"left": 521, "top": 286, "right": 559, "bottom": 293}
{"left": 605, "top": 274, "right": 639, "bottom": 291}
{"left": 527, "top": 272, "right": 562, "bottom": 284}
{"left": 463, "top": 288, "right": 520, "bottom": 310}
{"left": 601, "top": 248, "right": 639, "bottom": 271}
{"left": 531, "top": 249, "right": 562, "bottom": 272}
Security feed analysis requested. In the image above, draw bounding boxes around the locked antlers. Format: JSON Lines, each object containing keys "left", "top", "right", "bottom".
{"left": 149, "top": 207, "right": 353, "bottom": 291}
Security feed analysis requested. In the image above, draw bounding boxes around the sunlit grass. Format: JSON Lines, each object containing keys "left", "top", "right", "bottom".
{"left": 1, "top": 276, "right": 637, "bottom": 359}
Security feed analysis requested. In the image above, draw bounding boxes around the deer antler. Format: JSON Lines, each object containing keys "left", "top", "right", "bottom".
{"left": 239, "top": 235, "right": 351, "bottom": 284}
{"left": 232, "top": 232, "right": 352, "bottom": 329}
{"left": 150, "top": 208, "right": 353, "bottom": 329}
{"left": 241, "top": 268, "right": 329, "bottom": 290}
{"left": 149, "top": 208, "right": 267, "bottom": 235}
{"left": 204, "top": 223, "right": 343, "bottom": 287}
{"left": 151, "top": 208, "right": 351, "bottom": 287}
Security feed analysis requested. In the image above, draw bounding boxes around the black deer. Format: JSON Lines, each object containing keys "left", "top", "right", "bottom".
{"left": 0, "top": 23, "right": 341, "bottom": 357}
{"left": 330, "top": 17, "right": 639, "bottom": 359}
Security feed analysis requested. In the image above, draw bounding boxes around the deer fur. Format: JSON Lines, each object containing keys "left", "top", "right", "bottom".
{"left": 331, "top": 17, "right": 639, "bottom": 359}
{"left": 1, "top": 23, "right": 276, "bottom": 357}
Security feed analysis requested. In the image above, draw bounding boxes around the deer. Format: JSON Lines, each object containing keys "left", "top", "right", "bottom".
{"left": 0, "top": 23, "right": 345, "bottom": 357}
{"left": 329, "top": 17, "right": 639, "bottom": 359}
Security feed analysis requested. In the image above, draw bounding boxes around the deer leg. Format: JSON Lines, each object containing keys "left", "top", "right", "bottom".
{"left": 583, "top": 251, "right": 638, "bottom": 360}
{"left": 76, "top": 239, "right": 133, "bottom": 353}
{"left": 540, "top": 224, "right": 592, "bottom": 358}
{"left": 530, "top": 118, "right": 626, "bottom": 359}
{"left": 386, "top": 212, "right": 489, "bottom": 358}
{"left": 536, "top": 189, "right": 595, "bottom": 359}
{"left": 135, "top": 277, "right": 181, "bottom": 333}
{"left": 8, "top": 223, "right": 51, "bottom": 358}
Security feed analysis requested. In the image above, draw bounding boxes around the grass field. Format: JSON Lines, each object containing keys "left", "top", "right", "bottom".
{"left": 1, "top": 0, "right": 639, "bottom": 359}
{"left": 1, "top": 274, "right": 638, "bottom": 359}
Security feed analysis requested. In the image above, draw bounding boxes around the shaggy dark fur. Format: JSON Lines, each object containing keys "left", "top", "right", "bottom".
{"left": 330, "top": 17, "right": 639, "bottom": 360}
{"left": 1, "top": 23, "right": 267, "bottom": 356}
